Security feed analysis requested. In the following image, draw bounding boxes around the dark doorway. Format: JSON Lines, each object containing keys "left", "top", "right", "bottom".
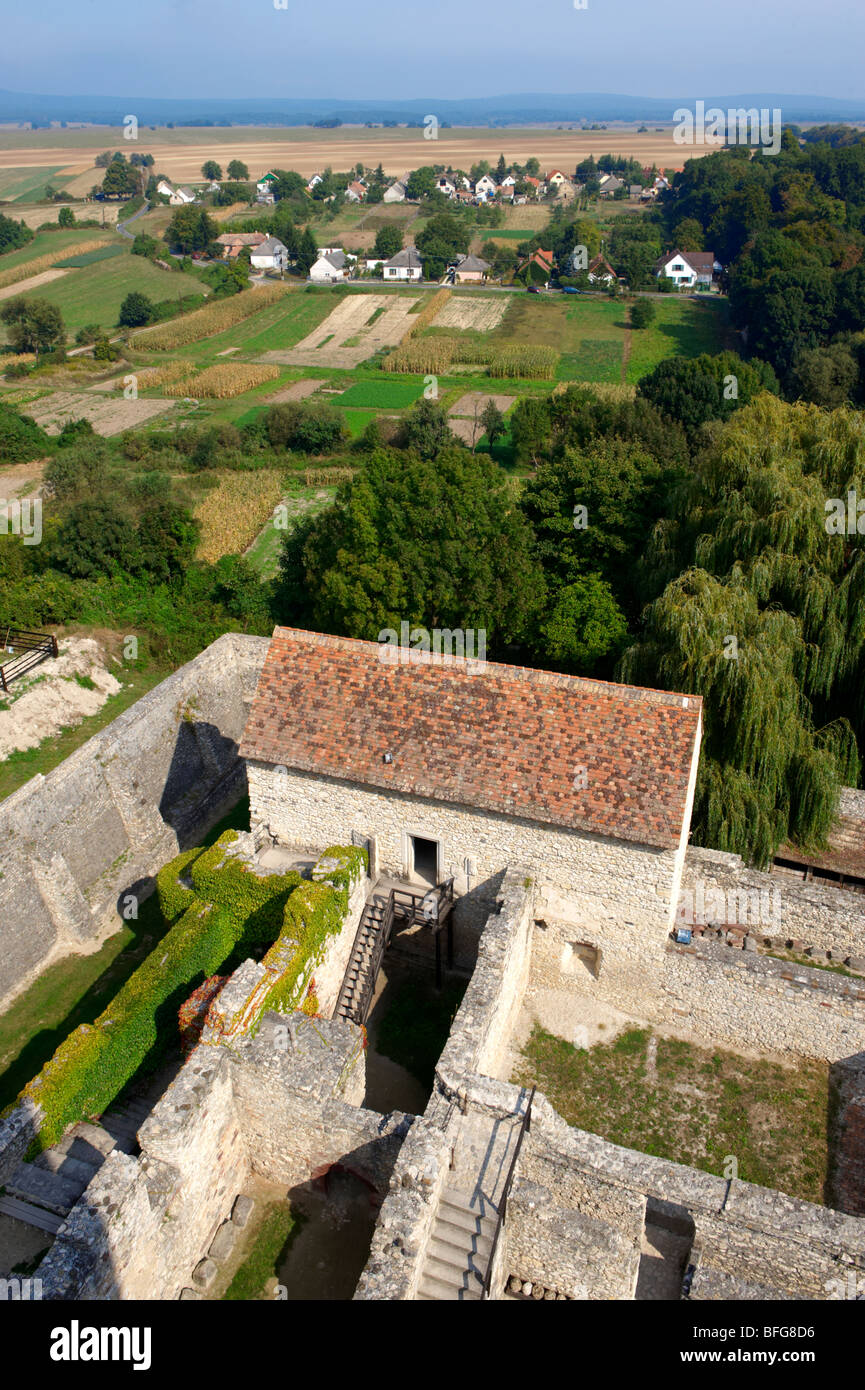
{"left": 411, "top": 835, "right": 439, "bottom": 887}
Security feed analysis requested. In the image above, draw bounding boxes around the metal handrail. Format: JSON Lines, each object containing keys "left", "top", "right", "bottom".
{"left": 0, "top": 630, "right": 58, "bottom": 693}
{"left": 481, "top": 1086, "right": 536, "bottom": 1300}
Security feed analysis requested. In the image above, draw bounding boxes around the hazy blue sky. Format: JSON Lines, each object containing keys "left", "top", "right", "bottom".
{"left": 1, "top": 0, "right": 863, "bottom": 100}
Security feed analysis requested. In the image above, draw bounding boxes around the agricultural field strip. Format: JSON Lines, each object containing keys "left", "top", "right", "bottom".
{"left": 258, "top": 293, "right": 421, "bottom": 368}
{"left": 20, "top": 389, "right": 175, "bottom": 436}
{"left": 434, "top": 296, "right": 509, "bottom": 332}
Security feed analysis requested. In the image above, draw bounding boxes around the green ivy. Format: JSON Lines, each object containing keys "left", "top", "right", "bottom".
{"left": 17, "top": 835, "right": 363, "bottom": 1152}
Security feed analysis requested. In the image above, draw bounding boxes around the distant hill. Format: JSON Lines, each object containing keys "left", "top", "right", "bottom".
{"left": 1, "top": 89, "right": 865, "bottom": 128}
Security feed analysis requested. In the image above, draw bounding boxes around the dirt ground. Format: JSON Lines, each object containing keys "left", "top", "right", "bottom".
{"left": 260, "top": 293, "right": 418, "bottom": 368}
{"left": 0, "top": 635, "right": 122, "bottom": 757}
{"left": 265, "top": 378, "right": 327, "bottom": 402}
{"left": 436, "top": 296, "right": 509, "bottom": 332}
{"left": 20, "top": 389, "right": 175, "bottom": 435}
{"left": 0, "top": 268, "right": 68, "bottom": 302}
{"left": 448, "top": 391, "right": 516, "bottom": 417}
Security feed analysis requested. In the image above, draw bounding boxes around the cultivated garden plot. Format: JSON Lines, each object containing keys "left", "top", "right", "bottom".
{"left": 259, "top": 293, "right": 422, "bottom": 368}
{"left": 265, "top": 378, "right": 327, "bottom": 403}
{"left": 21, "top": 389, "right": 175, "bottom": 435}
{"left": 448, "top": 391, "right": 516, "bottom": 417}
{"left": 434, "top": 295, "right": 509, "bottom": 332}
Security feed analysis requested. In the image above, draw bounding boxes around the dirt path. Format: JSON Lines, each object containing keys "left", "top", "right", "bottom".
{"left": 0, "top": 268, "right": 68, "bottom": 301}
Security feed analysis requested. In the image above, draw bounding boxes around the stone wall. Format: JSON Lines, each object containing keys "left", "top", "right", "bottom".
{"left": 0, "top": 633, "right": 269, "bottom": 1011}
{"left": 247, "top": 760, "right": 679, "bottom": 997}
{"left": 36, "top": 1049, "right": 250, "bottom": 1300}
{"left": 662, "top": 938, "right": 865, "bottom": 1060}
{"left": 683, "top": 845, "right": 865, "bottom": 960}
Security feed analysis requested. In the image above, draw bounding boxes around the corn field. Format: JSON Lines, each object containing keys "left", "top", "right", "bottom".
{"left": 194, "top": 470, "right": 285, "bottom": 563}
{"left": 122, "top": 360, "right": 191, "bottom": 391}
{"left": 132, "top": 285, "right": 289, "bottom": 349}
{"left": 402, "top": 288, "right": 451, "bottom": 340}
{"left": 304, "top": 466, "right": 354, "bottom": 486}
{"left": 0, "top": 240, "right": 113, "bottom": 292}
{"left": 383, "top": 336, "right": 559, "bottom": 379}
{"left": 163, "top": 363, "right": 280, "bottom": 398}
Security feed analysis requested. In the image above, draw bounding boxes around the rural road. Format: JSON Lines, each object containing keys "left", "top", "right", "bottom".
{"left": 116, "top": 200, "right": 150, "bottom": 239}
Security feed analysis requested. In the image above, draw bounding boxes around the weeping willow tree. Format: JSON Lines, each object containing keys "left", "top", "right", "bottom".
{"left": 623, "top": 395, "right": 864, "bottom": 866}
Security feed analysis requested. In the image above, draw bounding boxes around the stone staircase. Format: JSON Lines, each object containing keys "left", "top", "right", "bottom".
{"left": 335, "top": 896, "right": 387, "bottom": 1024}
{"left": 0, "top": 1095, "right": 152, "bottom": 1234}
{"left": 416, "top": 1188, "right": 497, "bottom": 1301}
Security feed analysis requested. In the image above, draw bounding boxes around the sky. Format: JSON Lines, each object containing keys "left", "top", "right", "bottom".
{"left": 0, "top": 0, "right": 864, "bottom": 102}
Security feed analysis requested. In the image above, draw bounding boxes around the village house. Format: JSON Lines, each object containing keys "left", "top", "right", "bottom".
{"left": 655, "top": 248, "right": 721, "bottom": 289}
{"left": 307, "top": 173, "right": 323, "bottom": 192}
{"left": 524, "top": 175, "right": 544, "bottom": 197}
{"left": 383, "top": 246, "right": 423, "bottom": 281}
{"left": 345, "top": 180, "right": 367, "bottom": 202}
{"left": 214, "top": 232, "right": 268, "bottom": 260}
{"left": 256, "top": 172, "right": 279, "bottom": 204}
{"left": 309, "top": 249, "right": 350, "bottom": 282}
{"left": 451, "top": 253, "right": 490, "bottom": 284}
{"left": 546, "top": 169, "right": 569, "bottom": 189}
{"left": 519, "top": 247, "right": 554, "bottom": 285}
{"left": 156, "top": 179, "right": 196, "bottom": 206}
{"left": 474, "top": 174, "right": 497, "bottom": 200}
{"left": 249, "top": 236, "right": 289, "bottom": 274}
{"left": 500, "top": 174, "right": 516, "bottom": 189}
{"left": 383, "top": 179, "right": 407, "bottom": 203}
{"left": 587, "top": 253, "right": 617, "bottom": 285}
{"left": 598, "top": 174, "right": 625, "bottom": 198}
{"left": 435, "top": 177, "right": 456, "bottom": 197}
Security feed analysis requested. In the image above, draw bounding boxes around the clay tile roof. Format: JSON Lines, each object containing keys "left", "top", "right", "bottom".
{"left": 239, "top": 627, "right": 703, "bottom": 850}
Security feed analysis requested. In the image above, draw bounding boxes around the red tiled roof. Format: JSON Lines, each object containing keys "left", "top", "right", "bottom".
{"left": 239, "top": 628, "right": 702, "bottom": 850}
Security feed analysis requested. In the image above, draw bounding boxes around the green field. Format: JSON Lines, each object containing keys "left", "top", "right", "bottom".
{"left": 53, "top": 243, "right": 127, "bottom": 268}
{"left": 0, "top": 166, "right": 66, "bottom": 202}
{"left": 0, "top": 250, "right": 205, "bottom": 340}
{"left": 154, "top": 290, "right": 338, "bottom": 361}
{"left": 337, "top": 378, "right": 424, "bottom": 408}
{"left": 0, "top": 225, "right": 111, "bottom": 271}
{"left": 625, "top": 296, "right": 730, "bottom": 382}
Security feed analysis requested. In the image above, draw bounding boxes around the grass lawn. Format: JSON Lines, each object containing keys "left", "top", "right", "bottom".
{"left": 625, "top": 297, "right": 731, "bottom": 383}
{"left": 514, "top": 1024, "right": 832, "bottom": 1205}
{"left": 376, "top": 975, "right": 467, "bottom": 1090}
{"left": 0, "top": 251, "right": 204, "bottom": 340}
{"left": 53, "top": 243, "right": 127, "bottom": 268}
{"left": 222, "top": 1202, "right": 303, "bottom": 1300}
{"left": 478, "top": 228, "right": 535, "bottom": 241}
{"left": 340, "top": 407, "right": 377, "bottom": 439}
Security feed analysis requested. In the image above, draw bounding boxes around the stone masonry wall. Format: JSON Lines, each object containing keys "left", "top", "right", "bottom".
{"left": 247, "top": 760, "right": 679, "bottom": 998}
{"left": 683, "top": 845, "right": 865, "bottom": 960}
{"left": 0, "top": 633, "right": 269, "bottom": 1012}
{"left": 662, "top": 938, "right": 865, "bottom": 1060}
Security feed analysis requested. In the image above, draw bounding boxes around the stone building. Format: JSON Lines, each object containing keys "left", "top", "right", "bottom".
{"left": 240, "top": 627, "right": 703, "bottom": 1001}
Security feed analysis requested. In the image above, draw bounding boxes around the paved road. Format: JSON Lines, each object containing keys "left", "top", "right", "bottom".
{"left": 116, "top": 200, "right": 150, "bottom": 239}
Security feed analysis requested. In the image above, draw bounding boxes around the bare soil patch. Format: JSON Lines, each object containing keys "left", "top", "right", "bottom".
{"left": 448, "top": 391, "right": 516, "bottom": 417}
{"left": 20, "top": 390, "right": 174, "bottom": 436}
{"left": 0, "top": 636, "right": 121, "bottom": 758}
{"left": 259, "top": 294, "right": 418, "bottom": 368}
{"left": 0, "top": 268, "right": 68, "bottom": 302}
{"left": 265, "top": 377, "right": 327, "bottom": 403}
{"left": 436, "top": 296, "right": 508, "bottom": 332}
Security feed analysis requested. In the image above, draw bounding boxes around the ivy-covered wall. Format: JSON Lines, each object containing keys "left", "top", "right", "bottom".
{"left": 10, "top": 834, "right": 366, "bottom": 1153}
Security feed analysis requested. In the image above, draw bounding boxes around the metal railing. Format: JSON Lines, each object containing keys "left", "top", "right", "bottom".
{"left": 341, "top": 877, "right": 456, "bottom": 1025}
{"left": 481, "top": 1086, "right": 536, "bottom": 1300}
{"left": 0, "top": 628, "right": 58, "bottom": 693}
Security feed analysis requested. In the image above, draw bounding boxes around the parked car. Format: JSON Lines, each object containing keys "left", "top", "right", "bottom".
{"left": 527, "top": 286, "right": 542, "bottom": 294}
{"left": 561, "top": 286, "right": 582, "bottom": 294}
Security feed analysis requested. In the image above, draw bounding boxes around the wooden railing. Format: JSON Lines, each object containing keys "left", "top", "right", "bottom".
{"left": 0, "top": 628, "right": 58, "bottom": 693}
{"left": 481, "top": 1086, "right": 536, "bottom": 1300}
